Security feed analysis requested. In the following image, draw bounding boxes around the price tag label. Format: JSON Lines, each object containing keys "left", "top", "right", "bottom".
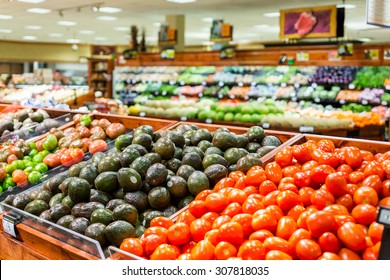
{"left": 162, "top": 91, "right": 167, "bottom": 96}
{"left": 229, "top": 94, "right": 235, "bottom": 99}
{"left": 169, "top": 80, "right": 176, "bottom": 85}
{"left": 251, "top": 82, "right": 257, "bottom": 86}
{"left": 139, "top": 112, "right": 146, "bottom": 117}
{"left": 244, "top": 95, "right": 249, "bottom": 100}
{"left": 180, "top": 116, "right": 188, "bottom": 121}
{"left": 2, "top": 215, "right": 19, "bottom": 238}
{"left": 202, "top": 81, "right": 207, "bottom": 86}
{"left": 294, "top": 83, "right": 300, "bottom": 89}
{"left": 198, "top": 93, "right": 203, "bottom": 98}
{"left": 218, "top": 94, "right": 224, "bottom": 99}
{"left": 142, "top": 80, "right": 146, "bottom": 84}
{"left": 262, "top": 123, "right": 270, "bottom": 129}
{"left": 377, "top": 206, "right": 390, "bottom": 225}
{"left": 205, "top": 118, "right": 213, "bottom": 124}
{"left": 291, "top": 97, "right": 298, "bottom": 102}
{"left": 314, "top": 98, "right": 321, "bottom": 103}
{"left": 238, "top": 82, "right": 244, "bottom": 87}
{"left": 180, "top": 81, "right": 185, "bottom": 86}
{"left": 132, "top": 79, "right": 136, "bottom": 84}
{"left": 281, "top": 83, "right": 287, "bottom": 88}
{"left": 362, "top": 100, "right": 368, "bottom": 105}
{"left": 311, "top": 83, "right": 318, "bottom": 88}
{"left": 299, "top": 126, "right": 315, "bottom": 133}
{"left": 381, "top": 101, "right": 388, "bottom": 106}
{"left": 339, "top": 99, "right": 346, "bottom": 104}
{"left": 348, "top": 84, "right": 355, "bottom": 90}
{"left": 219, "top": 82, "right": 225, "bottom": 87}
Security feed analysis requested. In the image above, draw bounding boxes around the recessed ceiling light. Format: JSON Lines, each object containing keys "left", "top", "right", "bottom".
{"left": 336, "top": 4, "right": 356, "bottom": 9}
{"left": 167, "top": 0, "right": 196, "bottom": 3}
{"left": 113, "top": 27, "right": 128, "bottom": 31}
{"left": 0, "top": 15, "right": 13, "bottom": 20}
{"left": 23, "top": 36, "right": 37, "bottom": 40}
{"left": 18, "top": 0, "right": 46, "bottom": 3}
{"left": 49, "top": 33, "right": 63, "bottom": 37}
{"left": 66, "top": 39, "right": 80, "bottom": 43}
{"left": 79, "top": 30, "right": 95, "bottom": 35}
{"left": 25, "top": 25, "right": 42, "bottom": 30}
{"left": 0, "top": 29, "right": 12, "bottom": 33}
{"left": 97, "top": 16, "right": 118, "bottom": 21}
{"left": 95, "top": 37, "right": 108, "bottom": 41}
{"left": 58, "top": 21, "right": 77, "bottom": 26}
{"left": 359, "top": 38, "right": 372, "bottom": 42}
{"left": 202, "top": 17, "right": 213, "bottom": 23}
{"left": 27, "top": 8, "right": 51, "bottom": 14}
{"left": 264, "top": 12, "right": 280, "bottom": 17}
{"left": 98, "top": 7, "right": 122, "bottom": 13}
{"left": 254, "top": 24, "right": 269, "bottom": 28}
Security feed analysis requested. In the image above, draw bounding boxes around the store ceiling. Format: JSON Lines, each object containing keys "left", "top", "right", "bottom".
{"left": 0, "top": 0, "right": 387, "bottom": 46}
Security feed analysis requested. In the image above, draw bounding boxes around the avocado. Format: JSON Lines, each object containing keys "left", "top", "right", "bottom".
{"left": 107, "top": 149, "right": 121, "bottom": 159}
{"left": 165, "top": 158, "right": 182, "bottom": 173}
{"left": 106, "top": 199, "right": 127, "bottom": 211}
{"left": 39, "top": 210, "right": 53, "bottom": 221}
{"left": 90, "top": 208, "right": 114, "bottom": 225}
{"left": 176, "top": 165, "right": 195, "bottom": 181}
{"left": 228, "top": 164, "right": 237, "bottom": 172}
{"left": 175, "top": 124, "right": 193, "bottom": 134}
{"left": 246, "top": 142, "right": 262, "bottom": 153}
{"left": 144, "top": 153, "right": 162, "bottom": 164}
{"left": 134, "top": 125, "right": 154, "bottom": 138}
{"left": 90, "top": 189, "right": 112, "bottom": 205}
{"left": 202, "top": 154, "right": 229, "bottom": 169}
{"left": 119, "top": 149, "right": 141, "bottom": 167}
{"left": 4, "top": 194, "right": 15, "bottom": 206}
{"left": 95, "top": 171, "right": 119, "bottom": 193}
{"left": 68, "top": 178, "right": 91, "bottom": 203}
{"left": 257, "top": 146, "right": 277, "bottom": 157}
{"left": 187, "top": 171, "right": 210, "bottom": 196}
{"left": 12, "top": 193, "right": 32, "bottom": 209}
{"left": 57, "top": 215, "right": 75, "bottom": 228}
{"left": 183, "top": 130, "right": 196, "bottom": 144}
{"left": 125, "top": 144, "right": 148, "bottom": 156}
{"left": 167, "top": 176, "right": 188, "bottom": 199}
{"left": 216, "top": 127, "right": 230, "bottom": 133}
{"left": 236, "top": 134, "right": 249, "bottom": 148}
{"left": 148, "top": 187, "right": 171, "bottom": 210}
{"left": 68, "top": 161, "right": 89, "bottom": 177}
{"left": 113, "top": 188, "right": 125, "bottom": 199}
{"left": 115, "top": 134, "right": 134, "bottom": 151}
{"left": 85, "top": 223, "right": 108, "bottom": 246}
{"left": 236, "top": 155, "right": 263, "bottom": 173}
{"left": 167, "top": 131, "right": 185, "bottom": 148}
{"left": 117, "top": 168, "right": 142, "bottom": 192}
{"left": 191, "top": 129, "right": 213, "bottom": 146}
{"left": 129, "top": 157, "right": 152, "bottom": 179}
{"left": 212, "top": 132, "right": 238, "bottom": 152}
{"left": 98, "top": 156, "right": 121, "bottom": 173}
{"left": 205, "top": 146, "right": 224, "bottom": 157}
{"left": 261, "top": 135, "right": 282, "bottom": 147}
{"left": 224, "top": 148, "right": 249, "bottom": 165}
{"left": 145, "top": 163, "right": 168, "bottom": 187}
{"left": 35, "top": 190, "right": 53, "bottom": 204}
{"left": 91, "top": 152, "right": 106, "bottom": 168}
{"left": 182, "top": 146, "right": 204, "bottom": 159}
{"left": 182, "top": 152, "right": 202, "bottom": 170}
{"left": 59, "top": 177, "right": 75, "bottom": 196}
{"left": 49, "top": 193, "right": 65, "bottom": 207}
{"left": 132, "top": 133, "right": 153, "bottom": 151}
{"left": 247, "top": 126, "right": 265, "bottom": 143}
{"left": 124, "top": 191, "right": 150, "bottom": 212}
{"left": 29, "top": 112, "right": 44, "bottom": 123}
{"left": 24, "top": 200, "right": 49, "bottom": 216}
{"left": 62, "top": 195, "right": 75, "bottom": 209}
{"left": 104, "top": 221, "right": 135, "bottom": 247}
{"left": 154, "top": 137, "right": 176, "bottom": 160}
{"left": 139, "top": 209, "right": 153, "bottom": 224}
{"left": 143, "top": 210, "right": 164, "bottom": 228}
{"left": 43, "top": 172, "right": 70, "bottom": 194}
{"left": 69, "top": 217, "right": 90, "bottom": 234}
{"left": 135, "top": 225, "right": 146, "bottom": 237}
{"left": 113, "top": 204, "right": 138, "bottom": 225}
{"left": 49, "top": 203, "right": 71, "bottom": 222}
{"left": 197, "top": 140, "right": 213, "bottom": 152}
{"left": 204, "top": 164, "right": 229, "bottom": 186}
{"left": 163, "top": 205, "right": 178, "bottom": 218}
{"left": 140, "top": 181, "right": 153, "bottom": 194}
{"left": 71, "top": 202, "right": 86, "bottom": 217}
{"left": 79, "top": 165, "right": 98, "bottom": 186}
{"left": 178, "top": 195, "right": 195, "bottom": 209}
{"left": 173, "top": 147, "right": 183, "bottom": 160}
{"left": 77, "top": 202, "right": 105, "bottom": 219}
{"left": 28, "top": 189, "right": 41, "bottom": 201}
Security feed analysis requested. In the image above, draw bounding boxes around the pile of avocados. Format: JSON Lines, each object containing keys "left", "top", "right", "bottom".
{"left": 4, "top": 124, "right": 282, "bottom": 250}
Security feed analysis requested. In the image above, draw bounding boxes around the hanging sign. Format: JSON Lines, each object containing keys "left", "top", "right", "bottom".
{"left": 367, "top": 0, "right": 390, "bottom": 27}
{"left": 158, "top": 25, "right": 177, "bottom": 46}
{"left": 210, "top": 19, "right": 233, "bottom": 43}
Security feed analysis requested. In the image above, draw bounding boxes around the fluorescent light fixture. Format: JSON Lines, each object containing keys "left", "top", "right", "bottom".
{"left": 153, "top": 22, "right": 162, "bottom": 27}
{"left": 0, "top": 29, "right": 12, "bottom": 33}
{"left": 95, "top": 37, "right": 108, "bottom": 41}
{"left": 23, "top": 35, "right": 37, "bottom": 40}
{"left": 97, "top": 16, "right": 118, "bottom": 21}
{"left": 113, "top": 26, "right": 128, "bottom": 31}
{"left": 336, "top": 4, "right": 356, "bottom": 9}
{"left": 264, "top": 12, "right": 280, "bottom": 17}
{"left": 202, "top": 41, "right": 214, "bottom": 46}
{"left": 58, "top": 21, "right": 77, "bottom": 26}
{"left": 0, "top": 15, "right": 13, "bottom": 20}
{"left": 25, "top": 25, "right": 42, "bottom": 30}
{"left": 202, "top": 17, "right": 213, "bottom": 23}
{"left": 359, "top": 38, "right": 372, "bottom": 42}
{"left": 167, "top": 0, "right": 197, "bottom": 3}
{"left": 254, "top": 24, "right": 269, "bottom": 28}
{"left": 66, "top": 39, "right": 80, "bottom": 43}
{"left": 49, "top": 33, "right": 63, "bottom": 37}
{"left": 18, "top": 0, "right": 46, "bottom": 3}
{"left": 99, "top": 7, "right": 122, "bottom": 13}
{"left": 79, "top": 30, "right": 95, "bottom": 35}
{"left": 27, "top": 8, "right": 51, "bottom": 14}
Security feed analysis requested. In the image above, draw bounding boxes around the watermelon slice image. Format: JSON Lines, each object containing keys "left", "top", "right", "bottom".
{"left": 294, "top": 11, "right": 317, "bottom": 37}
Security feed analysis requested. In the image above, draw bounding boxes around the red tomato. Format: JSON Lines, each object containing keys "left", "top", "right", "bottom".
{"left": 276, "top": 216, "right": 297, "bottom": 240}
{"left": 245, "top": 167, "right": 267, "bottom": 186}
{"left": 120, "top": 238, "right": 144, "bottom": 258}
{"left": 317, "top": 140, "right": 335, "bottom": 153}
{"left": 12, "top": 170, "right": 27, "bottom": 186}
{"left": 302, "top": 160, "right": 319, "bottom": 171}
{"left": 242, "top": 186, "right": 258, "bottom": 196}
{"left": 364, "top": 161, "right": 385, "bottom": 180}
{"left": 275, "top": 148, "right": 293, "bottom": 168}
{"left": 318, "top": 252, "right": 341, "bottom": 260}
{"left": 251, "top": 210, "right": 277, "bottom": 233}
{"left": 336, "top": 194, "right": 355, "bottom": 212}
{"left": 76, "top": 126, "right": 91, "bottom": 138}
{"left": 150, "top": 217, "right": 174, "bottom": 229}
{"left": 43, "top": 153, "right": 61, "bottom": 168}
{"left": 282, "top": 165, "right": 301, "bottom": 178}
{"left": 288, "top": 228, "right": 312, "bottom": 248}
{"left": 265, "top": 162, "right": 283, "bottom": 184}
{"left": 177, "top": 253, "right": 192, "bottom": 260}
{"left": 325, "top": 172, "right": 347, "bottom": 198}
{"left": 306, "top": 211, "right": 337, "bottom": 238}
{"left": 201, "top": 212, "right": 219, "bottom": 224}
{"left": 191, "top": 240, "right": 215, "bottom": 260}
{"left": 217, "top": 221, "right": 244, "bottom": 245}
{"left": 7, "top": 154, "right": 18, "bottom": 164}
{"left": 97, "top": 118, "right": 111, "bottom": 130}
{"left": 337, "top": 164, "right": 353, "bottom": 175}
{"left": 368, "top": 222, "right": 384, "bottom": 244}
{"left": 190, "top": 219, "right": 212, "bottom": 242}
{"left": 222, "top": 202, "right": 242, "bottom": 217}
{"left": 344, "top": 147, "right": 363, "bottom": 168}
{"left": 348, "top": 171, "right": 365, "bottom": 184}
{"left": 318, "top": 232, "right": 341, "bottom": 254}
{"left": 227, "top": 189, "right": 248, "bottom": 205}
{"left": 181, "top": 241, "right": 196, "bottom": 254}
{"left": 249, "top": 230, "right": 274, "bottom": 242}
{"left": 362, "top": 175, "right": 383, "bottom": 194}
{"left": 292, "top": 145, "right": 312, "bottom": 164}
{"left": 379, "top": 197, "right": 390, "bottom": 207}
{"left": 204, "top": 229, "right": 220, "bottom": 246}
{"left": 310, "top": 189, "right": 335, "bottom": 210}
{"left": 167, "top": 223, "right": 190, "bottom": 246}
{"left": 232, "top": 213, "right": 253, "bottom": 237}
{"left": 237, "top": 240, "right": 265, "bottom": 260}
{"left": 212, "top": 215, "right": 231, "bottom": 229}
{"left": 189, "top": 200, "right": 207, "bottom": 218}
{"left": 214, "top": 178, "right": 235, "bottom": 192}
{"left": 242, "top": 197, "right": 264, "bottom": 215}
{"left": 150, "top": 244, "right": 180, "bottom": 260}
{"left": 175, "top": 211, "right": 196, "bottom": 227}
{"left": 60, "top": 148, "right": 84, "bottom": 167}
{"left": 35, "top": 139, "right": 44, "bottom": 152}
{"left": 362, "top": 247, "right": 377, "bottom": 260}
{"left": 296, "top": 239, "right": 322, "bottom": 260}
{"left": 144, "top": 226, "right": 168, "bottom": 239}
{"left": 214, "top": 241, "right": 237, "bottom": 260}
{"left": 299, "top": 187, "right": 315, "bottom": 207}
{"left": 106, "top": 123, "right": 126, "bottom": 139}
{"left": 262, "top": 190, "right": 280, "bottom": 207}
{"left": 345, "top": 183, "right": 359, "bottom": 196}
{"left": 351, "top": 204, "right": 377, "bottom": 225}
{"left": 322, "top": 204, "right": 349, "bottom": 216}
{"left": 276, "top": 190, "right": 301, "bottom": 212}
{"left": 361, "top": 150, "right": 374, "bottom": 162}
{"left": 266, "top": 250, "right": 293, "bottom": 260}
{"left": 205, "top": 192, "right": 229, "bottom": 213}
{"left": 382, "top": 180, "right": 390, "bottom": 198}
{"left": 90, "top": 126, "right": 104, "bottom": 135}
{"left": 263, "top": 237, "right": 295, "bottom": 257}
{"left": 287, "top": 205, "right": 305, "bottom": 221}
{"left": 318, "top": 152, "right": 340, "bottom": 169}
{"left": 143, "top": 234, "right": 167, "bottom": 256}
{"left": 338, "top": 248, "right": 361, "bottom": 260}
{"left": 265, "top": 205, "right": 284, "bottom": 221}
{"left": 234, "top": 176, "right": 246, "bottom": 190}
{"left": 297, "top": 208, "right": 318, "bottom": 230}
{"left": 88, "top": 139, "right": 108, "bottom": 154}
{"left": 294, "top": 171, "right": 312, "bottom": 189}
{"left": 334, "top": 215, "right": 356, "bottom": 228}
{"left": 310, "top": 165, "right": 335, "bottom": 185}
{"left": 229, "top": 171, "right": 245, "bottom": 181}
{"left": 353, "top": 186, "right": 378, "bottom": 206}
{"left": 337, "top": 222, "right": 367, "bottom": 252}
{"left": 278, "top": 183, "right": 299, "bottom": 194}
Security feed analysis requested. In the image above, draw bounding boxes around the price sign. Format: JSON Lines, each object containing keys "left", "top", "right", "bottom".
{"left": 262, "top": 123, "right": 270, "bottom": 129}
{"left": 238, "top": 82, "right": 244, "bottom": 87}
{"left": 229, "top": 94, "right": 235, "bottom": 99}
{"left": 281, "top": 83, "right": 287, "bottom": 88}
{"left": 219, "top": 82, "right": 225, "bottom": 87}
{"left": 377, "top": 207, "right": 390, "bottom": 225}
{"left": 362, "top": 100, "right": 368, "bottom": 105}
{"left": 132, "top": 79, "right": 136, "bottom": 84}
{"left": 348, "top": 84, "right": 355, "bottom": 90}
{"left": 381, "top": 101, "right": 388, "bottom": 106}
{"left": 251, "top": 82, "right": 257, "bottom": 86}
{"left": 377, "top": 206, "right": 390, "bottom": 260}
{"left": 205, "top": 118, "right": 213, "bottom": 124}
{"left": 180, "top": 81, "right": 185, "bottom": 86}
{"left": 339, "top": 99, "right": 346, "bottom": 105}
{"left": 162, "top": 91, "right": 167, "bottom": 96}
{"left": 244, "top": 95, "right": 249, "bottom": 100}
{"left": 272, "top": 95, "right": 278, "bottom": 100}
{"left": 202, "top": 81, "right": 207, "bottom": 86}
{"left": 2, "top": 214, "right": 20, "bottom": 238}
{"left": 299, "top": 126, "right": 315, "bottom": 133}
{"left": 218, "top": 94, "right": 224, "bottom": 99}
{"left": 198, "top": 93, "right": 203, "bottom": 98}
{"left": 294, "top": 83, "right": 300, "bottom": 89}
{"left": 169, "top": 80, "right": 176, "bottom": 85}
{"left": 314, "top": 98, "right": 321, "bottom": 103}
{"left": 291, "top": 97, "right": 298, "bottom": 102}
{"left": 180, "top": 116, "right": 188, "bottom": 121}
{"left": 139, "top": 112, "right": 146, "bottom": 117}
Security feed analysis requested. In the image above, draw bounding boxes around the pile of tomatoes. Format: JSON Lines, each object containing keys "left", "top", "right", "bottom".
{"left": 119, "top": 139, "right": 389, "bottom": 260}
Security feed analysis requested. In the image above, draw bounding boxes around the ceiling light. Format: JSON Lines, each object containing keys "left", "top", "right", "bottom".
{"left": 72, "top": 44, "right": 78, "bottom": 51}
{"left": 97, "top": 16, "right": 118, "bottom": 21}
{"left": 99, "top": 7, "right": 122, "bottom": 13}
{"left": 0, "top": 15, "right": 13, "bottom": 20}
{"left": 254, "top": 24, "right": 269, "bottom": 28}
{"left": 79, "top": 30, "right": 95, "bottom": 35}
{"left": 58, "top": 21, "right": 77, "bottom": 26}
{"left": 95, "top": 37, "right": 108, "bottom": 41}
{"left": 113, "top": 26, "right": 129, "bottom": 31}
{"left": 23, "top": 36, "right": 37, "bottom": 40}
{"left": 18, "top": 0, "right": 45, "bottom": 3}
{"left": 92, "top": 5, "right": 100, "bottom": 12}
{"left": 336, "top": 4, "right": 356, "bottom": 9}
{"left": 264, "top": 12, "right": 280, "bottom": 17}
{"left": 167, "top": 0, "right": 197, "bottom": 3}
{"left": 25, "top": 25, "right": 42, "bottom": 30}
{"left": 0, "top": 29, "right": 12, "bottom": 33}
{"left": 66, "top": 39, "right": 80, "bottom": 43}
{"left": 359, "top": 38, "right": 372, "bottom": 42}
{"left": 146, "top": 36, "right": 157, "bottom": 41}
{"left": 153, "top": 22, "right": 162, "bottom": 27}
{"left": 49, "top": 33, "right": 63, "bottom": 37}
{"left": 202, "top": 17, "right": 213, "bottom": 23}
{"left": 27, "top": 8, "right": 51, "bottom": 14}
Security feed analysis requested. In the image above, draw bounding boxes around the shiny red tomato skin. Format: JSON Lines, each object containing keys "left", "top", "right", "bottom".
{"left": 337, "top": 222, "right": 367, "bottom": 252}
{"left": 306, "top": 211, "right": 337, "bottom": 238}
